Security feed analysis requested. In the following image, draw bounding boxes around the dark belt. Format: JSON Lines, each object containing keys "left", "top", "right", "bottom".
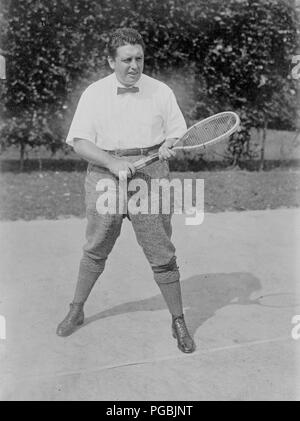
{"left": 105, "top": 141, "right": 163, "bottom": 157}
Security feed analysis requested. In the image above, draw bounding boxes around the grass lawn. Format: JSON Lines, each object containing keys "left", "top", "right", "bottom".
{"left": 0, "top": 168, "right": 299, "bottom": 220}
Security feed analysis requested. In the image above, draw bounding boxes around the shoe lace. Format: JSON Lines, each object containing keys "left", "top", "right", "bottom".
{"left": 174, "top": 317, "right": 188, "bottom": 337}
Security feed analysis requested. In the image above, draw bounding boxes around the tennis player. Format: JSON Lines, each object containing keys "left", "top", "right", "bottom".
{"left": 56, "top": 28, "right": 195, "bottom": 353}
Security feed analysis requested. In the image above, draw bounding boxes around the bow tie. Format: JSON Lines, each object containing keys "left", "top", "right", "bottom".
{"left": 117, "top": 86, "right": 139, "bottom": 95}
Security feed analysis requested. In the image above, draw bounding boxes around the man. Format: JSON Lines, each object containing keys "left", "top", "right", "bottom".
{"left": 57, "top": 28, "right": 195, "bottom": 353}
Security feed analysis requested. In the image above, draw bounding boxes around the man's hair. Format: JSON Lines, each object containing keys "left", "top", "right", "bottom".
{"left": 106, "top": 28, "right": 145, "bottom": 58}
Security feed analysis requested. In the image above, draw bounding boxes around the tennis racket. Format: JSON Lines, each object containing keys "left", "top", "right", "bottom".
{"left": 134, "top": 111, "right": 240, "bottom": 170}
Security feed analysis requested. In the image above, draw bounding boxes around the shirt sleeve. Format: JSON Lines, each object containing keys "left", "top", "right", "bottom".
{"left": 163, "top": 89, "right": 187, "bottom": 139}
{"left": 65, "top": 88, "right": 96, "bottom": 147}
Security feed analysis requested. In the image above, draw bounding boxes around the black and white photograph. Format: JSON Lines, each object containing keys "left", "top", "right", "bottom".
{"left": 0, "top": 0, "right": 299, "bottom": 402}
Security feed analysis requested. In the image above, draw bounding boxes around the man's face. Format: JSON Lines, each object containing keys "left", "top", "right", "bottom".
{"left": 108, "top": 44, "right": 144, "bottom": 87}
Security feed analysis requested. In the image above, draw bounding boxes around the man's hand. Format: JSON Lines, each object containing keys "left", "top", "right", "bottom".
{"left": 158, "top": 138, "right": 178, "bottom": 161}
{"left": 108, "top": 158, "right": 136, "bottom": 181}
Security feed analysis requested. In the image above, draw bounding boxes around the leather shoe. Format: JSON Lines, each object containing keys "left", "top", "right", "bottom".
{"left": 172, "top": 314, "right": 196, "bottom": 353}
{"left": 56, "top": 303, "right": 84, "bottom": 337}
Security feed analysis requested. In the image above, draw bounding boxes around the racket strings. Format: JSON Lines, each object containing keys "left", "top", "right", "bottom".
{"left": 180, "top": 114, "right": 237, "bottom": 148}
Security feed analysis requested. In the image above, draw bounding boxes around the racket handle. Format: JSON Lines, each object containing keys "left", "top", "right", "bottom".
{"left": 133, "top": 152, "right": 160, "bottom": 170}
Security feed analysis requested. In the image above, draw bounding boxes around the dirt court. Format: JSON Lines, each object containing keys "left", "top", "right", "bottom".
{"left": 0, "top": 208, "right": 299, "bottom": 400}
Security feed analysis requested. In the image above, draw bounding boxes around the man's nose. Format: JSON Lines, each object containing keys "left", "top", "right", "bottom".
{"left": 130, "top": 59, "right": 138, "bottom": 69}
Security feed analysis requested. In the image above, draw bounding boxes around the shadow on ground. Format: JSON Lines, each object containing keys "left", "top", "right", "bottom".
{"left": 82, "top": 272, "right": 261, "bottom": 336}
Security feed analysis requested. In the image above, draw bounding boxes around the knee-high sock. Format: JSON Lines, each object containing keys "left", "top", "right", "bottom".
{"left": 72, "top": 259, "right": 105, "bottom": 304}
{"left": 157, "top": 280, "right": 183, "bottom": 317}
{"left": 72, "top": 274, "right": 99, "bottom": 304}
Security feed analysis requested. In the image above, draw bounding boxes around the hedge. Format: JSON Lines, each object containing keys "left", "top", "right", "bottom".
{"left": 0, "top": 0, "right": 298, "bottom": 169}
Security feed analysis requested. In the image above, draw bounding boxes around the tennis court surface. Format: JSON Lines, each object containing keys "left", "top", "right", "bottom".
{"left": 0, "top": 208, "right": 299, "bottom": 400}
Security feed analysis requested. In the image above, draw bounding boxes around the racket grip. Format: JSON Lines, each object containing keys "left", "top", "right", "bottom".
{"left": 133, "top": 152, "right": 160, "bottom": 170}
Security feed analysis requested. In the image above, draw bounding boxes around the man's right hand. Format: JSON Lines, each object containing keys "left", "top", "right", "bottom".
{"left": 72, "top": 139, "right": 136, "bottom": 181}
{"left": 108, "top": 158, "right": 136, "bottom": 181}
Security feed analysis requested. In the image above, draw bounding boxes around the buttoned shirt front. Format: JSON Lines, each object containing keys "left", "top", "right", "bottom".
{"left": 66, "top": 72, "right": 187, "bottom": 150}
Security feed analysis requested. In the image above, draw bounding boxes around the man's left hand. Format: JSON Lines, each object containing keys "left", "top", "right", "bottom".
{"left": 158, "top": 138, "right": 178, "bottom": 161}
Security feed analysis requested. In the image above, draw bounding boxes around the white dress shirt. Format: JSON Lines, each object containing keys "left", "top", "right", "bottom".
{"left": 66, "top": 72, "right": 187, "bottom": 150}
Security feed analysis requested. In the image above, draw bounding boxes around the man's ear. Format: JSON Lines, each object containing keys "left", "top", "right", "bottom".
{"left": 107, "top": 56, "right": 115, "bottom": 70}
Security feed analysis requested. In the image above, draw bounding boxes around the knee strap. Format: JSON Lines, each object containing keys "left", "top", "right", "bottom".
{"left": 152, "top": 256, "right": 178, "bottom": 274}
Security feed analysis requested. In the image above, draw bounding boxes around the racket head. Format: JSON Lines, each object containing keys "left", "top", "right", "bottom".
{"left": 173, "top": 111, "right": 240, "bottom": 150}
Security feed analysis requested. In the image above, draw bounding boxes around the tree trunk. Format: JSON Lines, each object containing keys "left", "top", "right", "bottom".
{"left": 34, "top": 148, "right": 43, "bottom": 171}
{"left": 245, "top": 137, "right": 250, "bottom": 157}
{"left": 19, "top": 142, "right": 25, "bottom": 171}
{"left": 38, "top": 152, "right": 42, "bottom": 171}
{"left": 259, "top": 117, "right": 268, "bottom": 171}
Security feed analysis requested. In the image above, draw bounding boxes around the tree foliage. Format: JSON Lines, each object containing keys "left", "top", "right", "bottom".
{"left": 0, "top": 0, "right": 298, "bottom": 167}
